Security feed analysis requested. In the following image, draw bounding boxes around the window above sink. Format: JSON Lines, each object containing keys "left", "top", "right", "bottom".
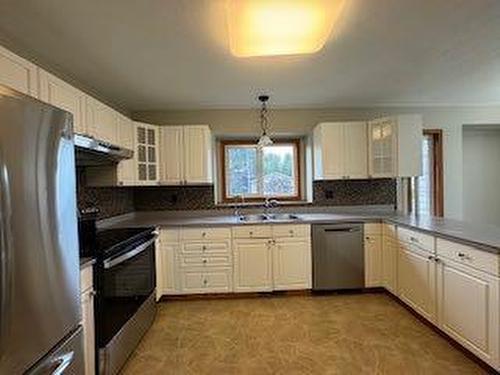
{"left": 220, "top": 139, "right": 302, "bottom": 203}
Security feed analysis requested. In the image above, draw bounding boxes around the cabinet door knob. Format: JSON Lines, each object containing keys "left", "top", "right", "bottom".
{"left": 203, "top": 279, "right": 208, "bottom": 285}
{"left": 203, "top": 259, "right": 207, "bottom": 264}
{"left": 202, "top": 232, "right": 207, "bottom": 237}
{"left": 202, "top": 245, "right": 207, "bottom": 251}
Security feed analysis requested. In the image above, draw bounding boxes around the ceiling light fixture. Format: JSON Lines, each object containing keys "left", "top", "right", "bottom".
{"left": 226, "top": 0, "right": 345, "bottom": 57}
{"left": 257, "top": 95, "right": 273, "bottom": 148}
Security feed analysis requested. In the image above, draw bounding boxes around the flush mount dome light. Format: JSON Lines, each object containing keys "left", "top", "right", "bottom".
{"left": 226, "top": 0, "right": 345, "bottom": 57}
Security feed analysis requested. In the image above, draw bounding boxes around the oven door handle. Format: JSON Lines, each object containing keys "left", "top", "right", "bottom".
{"left": 103, "top": 235, "right": 157, "bottom": 269}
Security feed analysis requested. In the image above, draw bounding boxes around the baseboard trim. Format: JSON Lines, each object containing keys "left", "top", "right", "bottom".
{"left": 383, "top": 290, "right": 498, "bottom": 374}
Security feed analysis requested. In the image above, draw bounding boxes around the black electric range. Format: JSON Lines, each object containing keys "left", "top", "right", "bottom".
{"left": 78, "top": 210, "right": 157, "bottom": 374}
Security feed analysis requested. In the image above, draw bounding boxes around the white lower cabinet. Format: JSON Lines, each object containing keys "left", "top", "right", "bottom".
{"left": 233, "top": 239, "right": 273, "bottom": 292}
{"left": 393, "top": 227, "right": 500, "bottom": 371}
{"left": 155, "top": 225, "right": 312, "bottom": 296}
{"left": 364, "top": 224, "right": 383, "bottom": 287}
{"left": 156, "top": 232, "right": 179, "bottom": 299}
{"left": 382, "top": 225, "right": 398, "bottom": 294}
{"left": 436, "top": 255, "right": 499, "bottom": 368}
{"left": 80, "top": 266, "right": 95, "bottom": 375}
{"left": 397, "top": 243, "right": 437, "bottom": 323}
{"left": 273, "top": 238, "right": 311, "bottom": 290}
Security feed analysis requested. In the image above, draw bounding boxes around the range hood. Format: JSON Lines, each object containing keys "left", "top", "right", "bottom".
{"left": 74, "top": 133, "right": 133, "bottom": 166}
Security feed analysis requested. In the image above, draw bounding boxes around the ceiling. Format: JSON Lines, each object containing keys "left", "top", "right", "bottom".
{"left": 0, "top": 0, "right": 499, "bottom": 110}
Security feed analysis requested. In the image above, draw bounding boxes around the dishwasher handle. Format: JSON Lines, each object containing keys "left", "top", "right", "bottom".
{"left": 323, "top": 227, "right": 360, "bottom": 233}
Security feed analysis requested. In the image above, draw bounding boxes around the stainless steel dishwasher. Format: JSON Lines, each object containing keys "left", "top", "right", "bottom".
{"left": 312, "top": 224, "right": 364, "bottom": 290}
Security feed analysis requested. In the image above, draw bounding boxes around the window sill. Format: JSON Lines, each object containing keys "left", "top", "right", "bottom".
{"left": 215, "top": 200, "right": 312, "bottom": 208}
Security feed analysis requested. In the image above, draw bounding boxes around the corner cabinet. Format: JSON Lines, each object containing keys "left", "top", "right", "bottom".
{"left": 313, "top": 122, "right": 368, "bottom": 180}
{"left": 134, "top": 122, "right": 160, "bottom": 185}
{"left": 368, "top": 115, "right": 423, "bottom": 177}
{"left": 0, "top": 45, "right": 39, "bottom": 97}
{"left": 159, "top": 125, "right": 213, "bottom": 185}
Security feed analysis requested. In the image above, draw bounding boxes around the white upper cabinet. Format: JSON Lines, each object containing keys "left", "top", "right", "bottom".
{"left": 86, "top": 96, "right": 118, "bottom": 144}
{"left": 313, "top": 122, "right": 368, "bottom": 180}
{"left": 183, "top": 125, "right": 213, "bottom": 184}
{"left": 159, "top": 125, "right": 213, "bottom": 185}
{"left": 134, "top": 122, "right": 160, "bottom": 185}
{"left": 38, "top": 69, "right": 87, "bottom": 134}
{"left": 116, "top": 115, "right": 136, "bottom": 185}
{"left": 368, "top": 115, "right": 423, "bottom": 177}
{"left": 0, "top": 45, "right": 39, "bottom": 97}
{"left": 159, "top": 126, "right": 184, "bottom": 185}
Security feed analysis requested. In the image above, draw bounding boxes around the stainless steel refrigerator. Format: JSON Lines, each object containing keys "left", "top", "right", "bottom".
{"left": 0, "top": 85, "right": 84, "bottom": 373}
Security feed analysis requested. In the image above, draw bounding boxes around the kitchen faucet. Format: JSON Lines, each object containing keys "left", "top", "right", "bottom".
{"left": 233, "top": 195, "right": 245, "bottom": 219}
{"left": 264, "top": 198, "right": 279, "bottom": 218}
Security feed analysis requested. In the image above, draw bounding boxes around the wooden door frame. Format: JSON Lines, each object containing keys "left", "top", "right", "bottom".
{"left": 424, "top": 129, "right": 444, "bottom": 217}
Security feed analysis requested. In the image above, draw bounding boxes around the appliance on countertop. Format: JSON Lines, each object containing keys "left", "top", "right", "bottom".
{"left": 312, "top": 223, "right": 365, "bottom": 291}
{"left": 0, "top": 84, "right": 84, "bottom": 373}
{"left": 78, "top": 212, "right": 158, "bottom": 375}
{"left": 74, "top": 133, "right": 133, "bottom": 166}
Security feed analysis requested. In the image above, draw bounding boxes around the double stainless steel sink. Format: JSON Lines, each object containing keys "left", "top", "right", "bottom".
{"left": 237, "top": 213, "right": 301, "bottom": 223}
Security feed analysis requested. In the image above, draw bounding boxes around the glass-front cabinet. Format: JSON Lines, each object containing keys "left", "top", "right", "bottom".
{"left": 368, "top": 118, "right": 397, "bottom": 178}
{"left": 135, "top": 122, "right": 159, "bottom": 185}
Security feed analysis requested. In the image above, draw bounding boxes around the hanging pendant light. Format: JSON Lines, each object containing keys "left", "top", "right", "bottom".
{"left": 257, "top": 95, "right": 273, "bottom": 148}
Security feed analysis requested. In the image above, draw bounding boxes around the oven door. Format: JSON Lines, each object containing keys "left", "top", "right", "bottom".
{"left": 98, "top": 236, "right": 156, "bottom": 348}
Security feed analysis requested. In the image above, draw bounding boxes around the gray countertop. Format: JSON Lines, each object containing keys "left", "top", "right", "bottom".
{"left": 99, "top": 209, "right": 500, "bottom": 255}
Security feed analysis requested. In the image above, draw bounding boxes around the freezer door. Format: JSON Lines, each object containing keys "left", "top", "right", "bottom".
{"left": 0, "top": 86, "right": 81, "bottom": 373}
{"left": 27, "top": 326, "right": 84, "bottom": 375}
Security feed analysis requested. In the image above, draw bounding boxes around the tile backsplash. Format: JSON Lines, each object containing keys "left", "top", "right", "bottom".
{"left": 78, "top": 172, "right": 396, "bottom": 218}
{"left": 134, "top": 186, "right": 217, "bottom": 211}
{"left": 313, "top": 179, "right": 396, "bottom": 207}
{"left": 77, "top": 169, "right": 135, "bottom": 219}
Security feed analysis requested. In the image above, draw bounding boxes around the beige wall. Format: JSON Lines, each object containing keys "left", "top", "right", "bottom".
{"left": 463, "top": 127, "right": 500, "bottom": 226}
{"left": 133, "top": 106, "right": 500, "bottom": 220}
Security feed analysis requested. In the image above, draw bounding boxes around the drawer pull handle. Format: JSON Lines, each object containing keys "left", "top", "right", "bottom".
{"left": 202, "top": 232, "right": 207, "bottom": 237}
{"left": 249, "top": 231, "right": 253, "bottom": 236}
{"left": 203, "top": 259, "right": 207, "bottom": 264}
{"left": 289, "top": 230, "right": 294, "bottom": 235}
{"left": 203, "top": 279, "right": 208, "bottom": 285}
{"left": 410, "top": 236, "right": 419, "bottom": 243}
{"left": 427, "top": 255, "right": 435, "bottom": 261}
{"left": 457, "top": 252, "right": 471, "bottom": 260}
{"left": 202, "top": 245, "right": 207, "bottom": 251}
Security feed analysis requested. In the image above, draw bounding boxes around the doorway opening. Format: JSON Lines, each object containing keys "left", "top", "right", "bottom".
{"left": 410, "top": 129, "right": 444, "bottom": 217}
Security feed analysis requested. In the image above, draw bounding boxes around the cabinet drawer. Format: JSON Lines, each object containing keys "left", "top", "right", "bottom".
{"left": 437, "top": 239, "right": 499, "bottom": 276}
{"left": 180, "top": 227, "right": 231, "bottom": 240}
{"left": 232, "top": 225, "right": 272, "bottom": 239}
{"left": 80, "top": 266, "right": 93, "bottom": 293}
{"left": 180, "top": 241, "right": 231, "bottom": 255}
{"left": 160, "top": 228, "right": 179, "bottom": 243}
{"left": 179, "top": 269, "right": 232, "bottom": 293}
{"left": 364, "top": 223, "right": 382, "bottom": 235}
{"left": 180, "top": 254, "right": 232, "bottom": 268}
{"left": 272, "top": 224, "right": 310, "bottom": 238}
{"left": 397, "top": 227, "right": 434, "bottom": 252}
